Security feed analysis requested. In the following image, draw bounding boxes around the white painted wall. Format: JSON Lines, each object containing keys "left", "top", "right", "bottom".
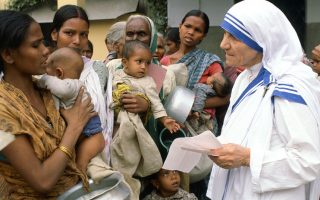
{"left": 168, "top": 0, "right": 233, "bottom": 27}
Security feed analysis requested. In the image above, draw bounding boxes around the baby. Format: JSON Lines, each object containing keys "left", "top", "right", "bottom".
{"left": 192, "top": 73, "right": 231, "bottom": 118}
{"left": 187, "top": 73, "right": 231, "bottom": 134}
{"left": 38, "top": 47, "right": 105, "bottom": 172}
{"left": 112, "top": 40, "right": 180, "bottom": 132}
{"left": 143, "top": 168, "right": 198, "bottom": 200}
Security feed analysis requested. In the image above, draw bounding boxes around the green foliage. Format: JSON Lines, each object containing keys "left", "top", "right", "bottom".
{"left": 8, "top": 0, "right": 55, "bottom": 12}
{"left": 146, "top": 0, "right": 167, "bottom": 34}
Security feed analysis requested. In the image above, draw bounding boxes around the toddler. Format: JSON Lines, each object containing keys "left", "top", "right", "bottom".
{"left": 111, "top": 40, "right": 180, "bottom": 132}
{"left": 110, "top": 40, "right": 180, "bottom": 197}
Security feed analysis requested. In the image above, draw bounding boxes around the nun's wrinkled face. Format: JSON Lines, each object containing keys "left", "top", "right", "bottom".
{"left": 220, "top": 31, "right": 262, "bottom": 68}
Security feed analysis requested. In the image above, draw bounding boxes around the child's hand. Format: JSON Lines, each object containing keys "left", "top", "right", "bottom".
{"left": 161, "top": 117, "right": 180, "bottom": 133}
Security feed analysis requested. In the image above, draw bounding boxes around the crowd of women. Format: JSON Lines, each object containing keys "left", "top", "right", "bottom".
{"left": 0, "top": 0, "right": 320, "bottom": 199}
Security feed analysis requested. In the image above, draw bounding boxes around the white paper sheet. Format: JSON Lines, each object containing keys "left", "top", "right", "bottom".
{"left": 162, "top": 131, "right": 221, "bottom": 173}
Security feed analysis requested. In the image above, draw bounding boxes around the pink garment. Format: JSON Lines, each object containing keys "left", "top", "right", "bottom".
{"left": 160, "top": 55, "right": 170, "bottom": 66}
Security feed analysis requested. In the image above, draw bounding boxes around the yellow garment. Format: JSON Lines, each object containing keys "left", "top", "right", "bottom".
{"left": 111, "top": 83, "right": 132, "bottom": 114}
{"left": 111, "top": 83, "right": 151, "bottom": 124}
{"left": 0, "top": 80, "right": 88, "bottom": 199}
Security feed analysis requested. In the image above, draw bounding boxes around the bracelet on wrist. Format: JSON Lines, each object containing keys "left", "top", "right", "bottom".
{"left": 58, "top": 145, "right": 73, "bottom": 160}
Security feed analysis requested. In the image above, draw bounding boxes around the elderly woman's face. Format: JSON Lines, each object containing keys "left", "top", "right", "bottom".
{"left": 125, "top": 18, "right": 151, "bottom": 46}
{"left": 220, "top": 32, "right": 262, "bottom": 68}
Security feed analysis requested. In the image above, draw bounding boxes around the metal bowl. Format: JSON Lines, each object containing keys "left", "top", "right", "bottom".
{"left": 164, "top": 86, "right": 195, "bottom": 123}
{"left": 57, "top": 172, "right": 130, "bottom": 200}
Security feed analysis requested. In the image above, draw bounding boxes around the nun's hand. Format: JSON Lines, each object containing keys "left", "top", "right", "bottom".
{"left": 209, "top": 144, "right": 250, "bottom": 169}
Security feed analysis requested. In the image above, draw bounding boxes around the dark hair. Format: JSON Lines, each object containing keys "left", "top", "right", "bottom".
{"left": 181, "top": 10, "right": 210, "bottom": 34}
{"left": 165, "top": 27, "right": 180, "bottom": 44}
{"left": 88, "top": 40, "right": 93, "bottom": 52}
{"left": 51, "top": 4, "right": 89, "bottom": 33}
{"left": 0, "top": 10, "right": 35, "bottom": 72}
{"left": 213, "top": 74, "right": 233, "bottom": 97}
{"left": 122, "top": 40, "right": 150, "bottom": 59}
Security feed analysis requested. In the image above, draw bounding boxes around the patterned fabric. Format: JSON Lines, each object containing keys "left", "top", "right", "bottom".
{"left": 143, "top": 188, "right": 198, "bottom": 200}
{"left": 0, "top": 80, "right": 87, "bottom": 199}
{"left": 177, "top": 48, "right": 222, "bottom": 90}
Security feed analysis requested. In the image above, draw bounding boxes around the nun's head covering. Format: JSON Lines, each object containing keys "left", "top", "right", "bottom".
{"left": 220, "top": 0, "right": 308, "bottom": 79}
{"left": 220, "top": 0, "right": 320, "bottom": 123}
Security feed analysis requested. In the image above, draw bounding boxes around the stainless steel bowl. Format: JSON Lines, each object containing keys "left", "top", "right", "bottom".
{"left": 164, "top": 86, "right": 195, "bottom": 123}
{"left": 57, "top": 172, "right": 130, "bottom": 200}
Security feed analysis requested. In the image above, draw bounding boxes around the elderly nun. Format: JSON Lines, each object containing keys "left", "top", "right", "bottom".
{"left": 207, "top": 0, "right": 320, "bottom": 199}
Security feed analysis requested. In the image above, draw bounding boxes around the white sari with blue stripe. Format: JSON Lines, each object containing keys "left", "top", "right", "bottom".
{"left": 207, "top": 1, "right": 320, "bottom": 199}
{"left": 208, "top": 63, "right": 320, "bottom": 200}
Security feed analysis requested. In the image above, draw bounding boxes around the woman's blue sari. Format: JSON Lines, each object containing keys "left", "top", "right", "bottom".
{"left": 177, "top": 48, "right": 223, "bottom": 90}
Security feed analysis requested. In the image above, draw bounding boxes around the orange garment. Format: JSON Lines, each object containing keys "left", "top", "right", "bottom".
{"left": 0, "top": 80, "right": 87, "bottom": 199}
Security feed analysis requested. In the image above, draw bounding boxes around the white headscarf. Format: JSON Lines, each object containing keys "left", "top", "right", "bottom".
{"left": 221, "top": 0, "right": 320, "bottom": 115}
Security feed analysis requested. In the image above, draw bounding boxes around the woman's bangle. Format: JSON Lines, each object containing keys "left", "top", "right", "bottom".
{"left": 58, "top": 145, "right": 73, "bottom": 160}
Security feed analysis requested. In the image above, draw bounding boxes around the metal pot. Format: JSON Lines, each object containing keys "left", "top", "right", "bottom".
{"left": 57, "top": 172, "right": 130, "bottom": 200}
{"left": 164, "top": 86, "right": 195, "bottom": 123}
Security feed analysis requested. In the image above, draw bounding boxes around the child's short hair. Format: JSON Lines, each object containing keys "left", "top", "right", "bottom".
{"left": 122, "top": 40, "right": 150, "bottom": 59}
